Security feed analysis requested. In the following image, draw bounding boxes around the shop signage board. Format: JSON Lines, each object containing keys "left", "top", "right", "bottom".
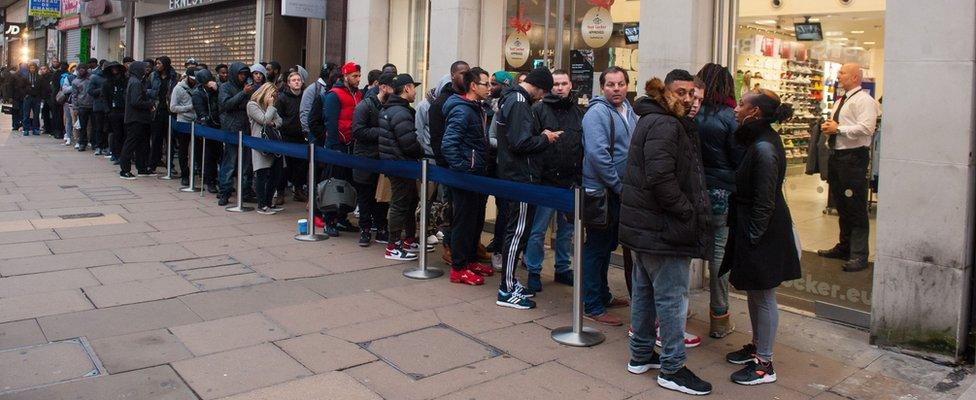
{"left": 168, "top": 0, "right": 219, "bottom": 11}
{"left": 505, "top": 5, "right": 532, "bottom": 68}
{"left": 29, "top": 0, "right": 61, "bottom": 18}
{"left": 282, "top": 0, "right": 326, "bottom": 19}
{"left": 570, "top": 49, "right": 594, "bottom": 102}
{"left": 4, "top": 23, "right": 26, "bottom": 36}
{"left": 58, "top": 0, "right": 80, "bottom": 30}
{"left": 581, "top": 1, "right": 613, "bottom": 48}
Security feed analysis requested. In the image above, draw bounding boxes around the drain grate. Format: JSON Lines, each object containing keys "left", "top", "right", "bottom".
{"left": 165, "top": 256, "right": 271, "bottom": 291}
{"left": 58, "top": 185, "right": 78, "bottom": 189}
{"left": 80, "top": 186, "right": 140, "bottom": 202}
{"left": 58, "top": 212, "right": 105, "bottom": 220}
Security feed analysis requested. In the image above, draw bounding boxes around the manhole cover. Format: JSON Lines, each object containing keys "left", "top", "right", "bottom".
{"left": 165, "top": 256, "right": 271, "bottom": 291}
{"left": 0, "top": 338, "right": 105, "bottom": 395}
{"left": 361, "top": 325, "right": 501, "bottom": 380}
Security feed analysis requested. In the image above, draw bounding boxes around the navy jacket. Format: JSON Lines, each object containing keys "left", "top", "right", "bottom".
{"left": 442, "top": 94, "right": 489, "bottom": 175}
{"left": 695, "top": 103, "right": 743, "bottom": 192}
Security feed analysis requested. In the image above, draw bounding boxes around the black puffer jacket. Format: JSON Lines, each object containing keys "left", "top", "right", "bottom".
{"left": 351, "top": 92, "right": 385, "bottom": 183}
{"left": 427, "top": 83, "right": 457, "bottom": 167}
{"left": 378, "top": 94, "right": 423, "bottom": 161}
{"left": 496, "top": 85, "right": 548, "bottom": 183}
{"left": 88, "top": 69, "right": 108, "bottom": 112}
{"left": 719, "top": 121, "right": 801, "bottom": 290}
{"left": 191, "top": 69, "right": 220, "bottom": 128}
{"left": 619, "top": 94, "right": 711, "bottom": 259}
{"left": 695, "top": 103, "right": 743, "bottom": 192}
{"left": 441, "top": 94, "right": 488, "bottom": 175}
{"left": 275, "top": 88, "right": 304, "bottom": 143}
{"left": 124, "top": 61, "right": 154, "bottom": 124}
{"left": 532, "top": 93, "right": 583, "bottom": 188}
{"left": 218, "top": 62, "right": 251, "bottom": 134}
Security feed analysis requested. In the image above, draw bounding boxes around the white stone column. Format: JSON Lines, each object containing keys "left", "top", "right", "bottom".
{"left": 345, "top": 0, "right": 390, "bottom": 68}
{"left": 871, "top": 0, "right": 976, "bottom": 361}
{"left": 427, "top": 0, "right": 481, "bottom": 83}
{"left": 636, "top": 0, "right": 714, "bottom": 86}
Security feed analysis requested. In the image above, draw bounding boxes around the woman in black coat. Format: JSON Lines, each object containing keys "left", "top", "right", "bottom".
{"left": 718, "top": 89, "right": 800, "bottom": 386}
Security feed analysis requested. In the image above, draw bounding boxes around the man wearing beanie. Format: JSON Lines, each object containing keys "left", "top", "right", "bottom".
{"left": 494, "top": 67, "right": 560, "bottom": 310}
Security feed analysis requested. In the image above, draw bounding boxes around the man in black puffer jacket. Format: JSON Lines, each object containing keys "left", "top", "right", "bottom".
{"left": 191, "top": 68, "right": 223, "bottom": 193}
{"left": 102, "top": 62, "right": 127, "bottom": 164}
{"left": 350, "top": 73, "right": 394, "bottom": 246}
{"left": 378, "top": 73, "right": 424, "bottom": 262}
{"left": 441, "top": 67, "right": 493, "bottom": 285}
{"left": 275, "top": 69, "right": 308, "bottom": 202}
{"left": 216, "top": 62, "right": 256, "bottom": 205}
{"left": 119, "top": 61, "right": 155, "bottom": 179}
{"left": 619, "top": 71, "right": 712, "bottom": 396}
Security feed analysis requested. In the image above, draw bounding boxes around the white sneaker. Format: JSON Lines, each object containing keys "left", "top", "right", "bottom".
{"left": 427, "top": 234, "right": 440, "bottom": 245}
{"left": 491, "top": 253, "right": 503, "bottom": 272}
{"left": 64, "top": 138, "right": 71, "bottom": 146}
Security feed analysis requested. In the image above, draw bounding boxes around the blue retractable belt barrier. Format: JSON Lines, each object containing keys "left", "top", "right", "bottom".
{"left": 172, "top": 118, "right": 574, "bottom": 213}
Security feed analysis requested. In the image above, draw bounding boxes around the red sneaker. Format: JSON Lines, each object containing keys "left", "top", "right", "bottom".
{"left": 450, "top": 268, "right": 484, "bottom": 285}
{"left": 466, "top": 262, "right": 494, "bottom": 277}
{"left": 313, "top": 216, "right": 325, "bottom": 229}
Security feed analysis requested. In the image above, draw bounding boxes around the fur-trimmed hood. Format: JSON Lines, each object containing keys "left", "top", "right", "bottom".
{"left": 634, "top": 77, "right": 686, "bottom": 117}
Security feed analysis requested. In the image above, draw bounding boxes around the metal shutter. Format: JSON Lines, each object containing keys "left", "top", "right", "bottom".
{"left": 65, "top": 29, "right": 81, "bottom": 63}
{"left": 143, "top": 0, "right": 256, "bottom": 67}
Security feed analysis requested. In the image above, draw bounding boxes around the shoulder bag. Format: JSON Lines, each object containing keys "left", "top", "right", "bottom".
{"left": 582, "top": 106, "right": 618, "bottom": 230}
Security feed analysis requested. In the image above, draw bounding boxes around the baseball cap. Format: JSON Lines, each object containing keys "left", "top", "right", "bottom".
{"left": 340, "top": 62, "right": 361, "bottom": 75}
{"left": 377, "top": 72, "right": 395, "bottom": 87}
{"left": 391, "top": 73, "right": 422, "bottom": 89}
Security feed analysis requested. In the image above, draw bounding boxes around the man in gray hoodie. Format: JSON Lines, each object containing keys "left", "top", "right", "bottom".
{"left": 71, "top": 66, "right": 94, "bottom": 151}
{"left": 216, "top": 62, "right": 256, "bottom": 206}
{"left": 170, "top": 67, "right": 198, "bottom": 187}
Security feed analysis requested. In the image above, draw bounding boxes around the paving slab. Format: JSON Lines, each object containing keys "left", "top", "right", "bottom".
{"left": 88, "top": 262, "right": 176, "bottom": 284}
{"left": 190, "top": 273, "right": 273, "bottom": 291}
{"left": 437, "top": 361, "right": 630, "bottom": 400}
{"left": 0, "top": 242, "right": 51, "bottom": 260}
{"left": 171, "top": 343, "right": 311, "bottom": 400}
{"left": 177, "top": 263, "right": 252, "bottom": 280}
{"left": 295, "top": 266, "right": 420, "bottom": 298}
{"left": 147, "top": 216, "right": 240, "bottom": 231}
{"left": 0, "top": 250, "right": 120, "bottom": 276}
{"left": 181, "top": 236, "right": 260, "bottom": 257}
{"left": 249, "top": 260, "right": 329, "bottom": 280}
{"left": 83, "top": 275, "right": 200, "bottom": 308}
{"left": 0, "top": 269, "right": 100, "bottom": 298}
{"left": 53, "top": 221, "right": 157, "bottom": 239}
{"left": 0, "top": 229, "right": 58, "bottom": 245}
{"left": 326, "top": 310, "right": 440, "bottom": 344}
{"left": 170, "top": 313, "right": 290, "bottom": 356}
{"left": 147, "top": 225, "right": 249, "bottom": 244}
{"left": 88, "top": 329, "right": 193, "bottom": 374}
{"left": 347, "top": 356, "right": 530, "bottom": 400}
{"left": 45, "top": 233, "right": 158, "bottom": 254}
{"left": 119, "top": 209, "right": 212, "bottom": 223}
{"left": 275, "top": 332, "right": 377, "bottom": 373}
{"left": 830, "top": 370, "right": 956, "bottom": 400}
{"left": 0, "top": 320, "right": 46, "bottom": 351}
{"left": 220, "top": 372, "right": 382, "bottom": 400}
{"left": 0, "top": 289, "right": 93, "bottom": 323}
{"left": 365, "top": 325, "right": 498, "bottom": 379}
{"left": 263, "top": 292, "right": 413, "bottom": 335}
{"left": 179, "top": 281, "right": 323, "bottom": 320}
{"left": 0, "top": 339, "right": 99, "bottom": 394}
{"left": 0, "top": 220, "right": 32, "bottom": 233}
{"left": 476, "top": 322, "right": 581, "bottom": 366}
{"left": 0, "top": 365, "right": 197, "bottom": 400}
{"left": 38, "top": 298, "right": 203, "bottom": 341}
{"left": 113, "top": 243, "right": 196, "bottom": 263}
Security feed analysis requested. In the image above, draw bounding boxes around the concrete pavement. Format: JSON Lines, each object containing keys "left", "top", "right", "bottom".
{"left": 0, "top": 119, "right": 972, "bottom": 399}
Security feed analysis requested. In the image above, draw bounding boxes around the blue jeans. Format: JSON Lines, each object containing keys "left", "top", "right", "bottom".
{"left": 21, "top": 96, "right": 40, "bottom": 134}
{"left": 709, "top": 213, "right": 730, "bottom": 315}
{"left": 218, "top": 141, "right": 253, "bottom": 198}
{"left": 629, "top": 251, "right": 691, "bottom": 374}
{"left": 582, "top": 193, "right": 620, "bottom": 316}
{"left": 524, "top": 206, "right": 572, "bottom": 275}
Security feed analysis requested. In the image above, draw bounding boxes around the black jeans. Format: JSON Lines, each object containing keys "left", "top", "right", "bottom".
{"left": 92, "top": 111, "right": 107, "bottom": 149}
{"left": 450, "top": 187, "right": 487, "bottom": 270}
{"left": 76, "top": 108, "right": 93, "bottom": 146}
{"left": 353, "top": 179, "right": 388, "bottom": 233}
{"left": 828, "top": 147, "right": 871, "bottom": 261}
{"left": 177, "top": 128, "right": 195, "bottom": 178}
{"left": 107, "top": 112, "right": 125, "bottom": 156}
{"left": 203, "top": 138, "right": 223, "bottom": 185}
{"left": 120, "top": 122, "right": 150, "bottom": 173}
{"left": 41, "top": 100, "right": 52, "bottom": 134}
{"left": 387, "top": 176, "right": 418, "bottom": 241}
{"left": 50, "top": 102, "right": 64, "bottom": 136}
{"left": 255, "top": 158, "right": 283, "bottom": 208}
{"left": 499, "top": 200, "right": 537, "bottom": 293}
{"left": 149, "top": 111, "right": 168, "bottom": 170}
{"left": 282, "top": 156, "right": 307, "bottom": 193}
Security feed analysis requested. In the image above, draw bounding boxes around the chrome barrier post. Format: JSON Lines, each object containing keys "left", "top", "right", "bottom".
{"left": 551, "top": 187, "right": 605, "bottom": 347}
{"left": 295, "top": 140, "right": 327, "bottom": 241}
{"left": 158, "top": 116, "right": 175, "bottom": 180}
{"left": 225, "top": 130, "right": 253, "bottom": 212}
{"left": 403, "top": 159, "right": 442, "bottom": 279}
{"left": 179, "top": 123, "right": 199, "bottom": 192}
{"left": 200, "top": 137, "right": 207, "bottom": 197}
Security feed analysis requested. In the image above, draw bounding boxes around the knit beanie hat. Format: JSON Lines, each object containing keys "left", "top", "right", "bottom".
{"left": 524, "top": 67, "right": 553, "bottom": 92}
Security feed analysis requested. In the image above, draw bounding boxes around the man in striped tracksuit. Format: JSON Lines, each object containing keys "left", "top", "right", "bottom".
{"left": 493, "top": 67, "right": 557, "bottom": 310}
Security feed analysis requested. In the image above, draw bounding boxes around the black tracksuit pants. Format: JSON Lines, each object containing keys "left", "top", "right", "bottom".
{"left": 120, "top": 122, "right": 150, "bottom": 174}
{"left": 450, "top": 187, "right": 487, "bottom": 270}
{"left": 499, "top": 200, "right": 536, "bottom": 293}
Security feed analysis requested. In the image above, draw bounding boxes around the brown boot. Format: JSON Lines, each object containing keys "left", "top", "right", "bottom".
{"left": 441, "top": 244, "right": 452, "bottom": 266}
{"left": 709, "top": 312, "right": 735, "bottom": 339}
{"left": 477, "top": 243, "right": 490, "bottom": 262}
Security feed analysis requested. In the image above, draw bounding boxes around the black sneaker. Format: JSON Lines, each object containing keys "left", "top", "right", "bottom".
{"left": 374, "top": 230, "right": 390, "bottom": 244}
{"left": 731, "top": 361, "right": 777, "bottom": 385}
{"left": 817, "top": 245, "right": 849, "bottom": 260}
{"left": 336, "top": 220, "right": 359, "bottom": 232}
{"left": 180, "top": 176, "right": 190, "bottom": 186}
{"left": 325, "top": 225, "right": 340, "bottom": 237}
{"left": 137, "top": 170, "right": 157, "bottom": 177}
{"left": 726, "top": 343, "right": 757, "bottom": 365}
{"left": 627, "top": 352, "right": 662, "bottom": 374}
{"left": 206, "top": 183, "right": 219, "bottom": 194}
{"left": 657, "top": 367, "right": 712, "bottom": 396}
{"left": 242, "top": 195, "right": 258, "bottom": 204}
{"left": 358, "top": 231, "right": 372, "bottom": 247}
{"left": 217, "top": 196, "right": 230, "bottom": 206}
{"left": 554, "top": 270, "right": 574, "bottom": 286}
{"left": 119, "top": 171, "right": 136, "bottom": 180}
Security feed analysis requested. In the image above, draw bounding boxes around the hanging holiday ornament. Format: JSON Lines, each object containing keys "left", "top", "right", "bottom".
{"left": 581, "top": 0, "right": 614, "bottom": 48}
{"left": 505, "top": 5, "right": 533, "bottom": 68}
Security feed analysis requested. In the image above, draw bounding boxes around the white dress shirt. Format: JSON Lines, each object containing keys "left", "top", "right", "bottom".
{"left": 832, "top": 87, "right": 881, "bottom": 150}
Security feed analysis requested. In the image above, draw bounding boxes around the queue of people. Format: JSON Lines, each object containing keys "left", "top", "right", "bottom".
{"left": 8, "top": 54, "right": 817, "bottom": 396}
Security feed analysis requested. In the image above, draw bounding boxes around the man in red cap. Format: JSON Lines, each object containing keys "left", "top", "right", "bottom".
{"left": 313, "top": 61, "right": 363, "bottom": 236}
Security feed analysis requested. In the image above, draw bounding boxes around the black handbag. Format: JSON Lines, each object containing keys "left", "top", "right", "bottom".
{"left": 259, "top": 124, "right": 283, "bottom": 157}
{"left": 582, "top": 106, "right": 618, "bottom": 229}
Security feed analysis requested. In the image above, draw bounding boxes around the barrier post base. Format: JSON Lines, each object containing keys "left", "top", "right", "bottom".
{"left": 550, "top": 326, "right": 605, "bottom": 347}
{"left": 295, "top": 233, "right": 328, "bottom": 242}
{"left": 179, "top": 186, "right": 199, "bottom": 193}
{"left": 225, "top": 205, "right": 254, "bottom": 212}
{"left": 402, "top": 266, "right": 443, "bottom": 280}
{"left": 158, "top": 174, "right": 175, "bottom": 181}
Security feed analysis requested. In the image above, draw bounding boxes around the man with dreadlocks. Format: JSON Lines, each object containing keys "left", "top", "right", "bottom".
{"left": 694, "top": 63, "right": 743, "bottom": 340}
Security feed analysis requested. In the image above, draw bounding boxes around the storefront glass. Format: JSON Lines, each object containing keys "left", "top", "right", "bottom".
{"left": 729, "top": 0, "right": 885, "bottom": 324}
